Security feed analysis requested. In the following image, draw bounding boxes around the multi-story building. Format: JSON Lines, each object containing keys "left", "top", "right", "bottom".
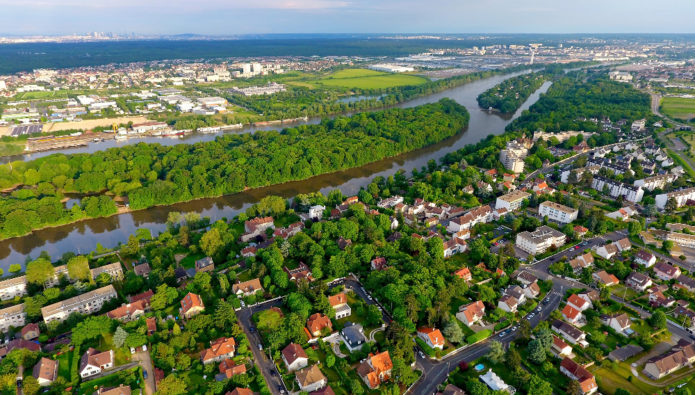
{"left": 538, "top": 201, "right": 578, "bottom": 224}
{"left": 0, "top": 303, "right": 26, "bottom": 333}
{"left": 90, "top": 262, "right": 124, "bottom": 281}
{"left": 591, "top": 176, "right": 644, "bottom": 203}
{"left": 0, "top": 276, "right": 27, "bottom": 301}
{"left": 516, "top": 225, "right": 567, "bottom": 255}
{"left": 495, "top": 190, "right": 531, "bottom": 212}
{"left": 499, "top": 140, "right": 529, "bottom": 174}
{"left": 634, "top": 174, "right": 678, "bottom": 191}
{"left": 656, "top": 187, "right": 695, "bottom": 210}
{"left": 41, "top": 285, "right": 118, "bottom": 323}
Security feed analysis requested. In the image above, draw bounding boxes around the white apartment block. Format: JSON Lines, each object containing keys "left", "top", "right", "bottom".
{"left": 41, "top": 285, "right": 118, "bottom": 324}
{"left": 539, "top": 201, "right": 578, "bottom": 224}
{"left": 44, "top": 264, "right": 70, "bottom": 288}
{"left": 591, "top": 176, "right": 644, "bottom": 203}
{"left": 495, "top": 190, "right": 531, "bottom": 212}
{"left": 634, "top": 174, "right": 678, "bottom": 192}
{"left": 90, "top": 262, "right": 124, "bottom": 281}
{"left": 516, "top": 225, "right": 567, "bottom": 255}
{"left": 0, "top": 276, "right": 27, "bottom": 301}
{"left": 0, "top": 303, "right": 26, "bottom": 333}
{"left": 656, "top": 187, "right": 695, "bottom": 210}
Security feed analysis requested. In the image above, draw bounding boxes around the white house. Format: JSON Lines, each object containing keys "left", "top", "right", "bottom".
{"left": 79, "top": 348, "right": 114, "bottom": 379}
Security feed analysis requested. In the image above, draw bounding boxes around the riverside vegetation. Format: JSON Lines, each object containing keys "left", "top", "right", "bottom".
{"left": 0, "top": 99, "right": 468, "bottom": 239}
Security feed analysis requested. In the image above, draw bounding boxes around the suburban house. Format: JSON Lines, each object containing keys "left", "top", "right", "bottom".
{"left": 282, "top": 343, "right": 309, "bottom": 372}
{"left": 180, "top": 292, "right": 205, "bottom": 319}
{"left": 98, "top": 385, "right": 132, "bottom": 395}
{"left": 601, "top": 313, "right": 632, "bottom": 336}
{"left": 295, "top": 365, "right": 327, "bottom": 393}
{"left": 128, "top": 290, "right": 154, "bottom": 305}
{"left": 567, "top": 294, "right": 592, "bottom": 312}
{"left": 21, "top": 323, "right": 40, "bottom": 340}
{"left": 523, "top": 282, "right": 541, "bottom": 299}
{"left": 357, "top": 351, "right": 393, "bottom": 389}
{"left": 218, "top": 359, "right": 246, "bottom": 379}
{"left": 241, "top": 216, "right": 275, "bottom": 242}
{"left": 643, "top": 340, "right": 695, "bottom": 379}
{"left": 443, "top": 238, "right": 467, "bottom": 258}
{"left": 634, "top": 249, "right": 656, "bottom": 267}
{"left": 649, "top": 289, "right": 675, "bottom": 308}
{"left": 417, "top": 327, "right": 445, "bottom": 350}
{"left": 456, "top": 301, "right": 485, "bottom": 327}
{"left": 498, "top": 295, "right": 519, "bottom": 313}
{"left": 306, "top": 313, "right": 333, "bottom": 337}
{"left": 625, "top": 272, "right": 652, "bottom": 292}
{"left": 552, "top": 320, "right": 589, "bottom": 348}
{"left": 328, "top": 293, "right": 351, "bottom": 319}
{"left": 79, "top": 348, "right": 114, "bottom": 379}
{"left": 677, "top": 275, "right": 695, "bottom": 292}
{"left": 200, "top": 337, "right": 236, "bottom": 364}
{"left": 241, "top": 246, "right": 257, "bottom": 258}
{"left": 195, "top": 257, "right": 215, "bottom": 273}
{"left": 592, "top": 270, "right": 619, "bottom": 287}
{"left": 552, "top": 336, "right": 573, "bottom": 357}
{"left": 133, "top": 262, "right": 151, "bottom": 278}
{"left": 562, "top": 305, "right": 583, "bottom": 325}
{"left": 516, "top": 271, "right": 538, "bottom": 286}
{"left": 595, "top": 243, "right": 618, "bottom": 259}
{"left": 232, "top": 278, "right": 263, "bottom": 297}
{"left": 285, "top": 263, "right": 315, "bottom": 282}
{"left": 146, "top": 317, "right": 156, "bottom": 335}
{"left": 560, "top": 357, "right": 598, "bottom": 394}
{"left": 107, "top": 299, "right": 149, "bottom": 322}
{"left": 228, "top": 389, "right": 253, "bottom": 395}
{"left": 340, "top": 322, "right": 368, "bottom": 352}
{"left": 453, "top": 267, "right": 472, "bottom": 282}
{"left": 569, "top": 253, "right": 594, "bottom": 274}
{"left": 33, "top": 357, "right": 58, "bottom": 386}
{"left": 371, "top": 257, "right": 388, "bottom": 271}
{"left": 653, "top": 261, "right": 681, "bottom": 281}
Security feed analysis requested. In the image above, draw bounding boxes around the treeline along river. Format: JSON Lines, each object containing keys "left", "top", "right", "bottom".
{"left": 0, "top": 72, "right": 552, "bottom": 270}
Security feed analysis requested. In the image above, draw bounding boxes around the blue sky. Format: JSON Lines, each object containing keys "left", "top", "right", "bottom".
{"left": 1, "top": 0, "right": 694, "bottom": 35}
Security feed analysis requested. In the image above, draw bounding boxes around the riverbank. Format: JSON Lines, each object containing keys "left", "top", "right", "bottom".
{"left": 0, "top": 71, "right": 550, "bottom": 268}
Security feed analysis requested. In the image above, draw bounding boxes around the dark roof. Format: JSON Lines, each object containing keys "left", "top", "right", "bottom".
{"left": 340, "top": 322, "right": 367, "bottom": 347}
{"left": 609, "top": 344, "right": 644, "bottom": 362}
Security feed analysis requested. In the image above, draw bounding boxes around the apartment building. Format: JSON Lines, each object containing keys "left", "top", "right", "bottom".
{"left": 538, "top": 201, "right": 578, "bottom": 224}
{"left": 516, "top": 225, "right": 567, "bottom": 255}
{"left": 90, "top": 262, "right": 124, "bottom": 281}
{"left": 495, "top": 190, "right": 531, "bottom": 212}
{"left": 0, "top": 276, "right": 27, "bottom": 301}
{"left": 499, "top": 140, "right": 529, "bottom": 174}
{"left": 0, "top": 303, "right": 26, "bottom": 333}
{"left": 634, "top": 173, "right": 678, "bottom": 191}
{"left": 656, "top": 187, "right": 695, "bottom": 210}
{"left": 41, "top": 285, "right": 118, "bottom": 323}
{"left": 591, "top": 176, "right": 644, "bottom": 203}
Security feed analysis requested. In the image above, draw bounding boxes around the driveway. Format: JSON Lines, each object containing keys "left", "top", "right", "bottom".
{"left": 133, "top": 350, "right": 155, "bottom": 395}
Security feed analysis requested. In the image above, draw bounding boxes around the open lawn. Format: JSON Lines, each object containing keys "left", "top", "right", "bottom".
{"left": 56, "top": 350, "right": 73, "bottom": 381}
{"left": 661, "top": 96, "right": 695, "bottom": 122}
{"left": 316, "top": 68, "right": 428, "bottom": 90}
{"left": 591, "top": 362, "right": 658, "bottom": 395}
{"left": 0, "top": 140, "right": 26, "bottom": 157}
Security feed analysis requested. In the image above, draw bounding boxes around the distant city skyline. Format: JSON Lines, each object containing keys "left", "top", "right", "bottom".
{"left": 1, "top": 0, "right": 695, "bottom": 36}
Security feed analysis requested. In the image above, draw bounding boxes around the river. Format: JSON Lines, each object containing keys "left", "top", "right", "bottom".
{"left": 0, "top": 74, "right": 551, "bottom": 269}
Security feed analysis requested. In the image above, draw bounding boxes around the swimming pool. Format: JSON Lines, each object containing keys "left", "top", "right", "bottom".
{"left": 474, "top": 363, "right": 485, "bottom": 372}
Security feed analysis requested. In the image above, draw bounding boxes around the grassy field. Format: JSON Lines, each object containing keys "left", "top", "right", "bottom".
{"left": 316, "top": 68, "right": 428, "bottom": 89}
{"left": 0, "top": 140, "right": 25, "bottom": 156}
{"left": 661, "top": 96, "right": 695, "bottom": 121}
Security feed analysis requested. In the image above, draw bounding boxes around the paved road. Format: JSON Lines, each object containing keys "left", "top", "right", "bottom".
{"left": 133, "top": 350, "right": 156, "bottom": 395}
{"left": 236, "top": 298, "right": 286, "bottom": 395}
{"left": 408, "top": 285, "right": 563, "bottom": 395}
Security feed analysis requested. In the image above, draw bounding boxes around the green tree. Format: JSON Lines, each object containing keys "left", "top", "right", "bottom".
{"left": 26, "top": 258, "right": 55, "bottom": 288}
{"left": 113, "top": 326, "right": 128, "bottom": 348}
{"left": 442, "top": 319, "right": 464, "bottom": 345}
{"left": 527, "top": 339, "right": 546, "bottom": 364}
{"left": 527, "top": 375, "right": 552, "bottom": 395}
{"left": 200, "top": 228, "right": 224, "bottom": 257}
{"left": 487, "top": 340, "right": 505, "bottom": 364}
{"left": 22, "top": 376, "right": 40, "bottom": 395}
{"left": 155, "top": 375, "right": 187, "bottom": 395}
{"left": 67, "top": 255, "right": 91, "bottom": 282}
{"left": 649, "top": 311, "right": 667, "bottom": 330}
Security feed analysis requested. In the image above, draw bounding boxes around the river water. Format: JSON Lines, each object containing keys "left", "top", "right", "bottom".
{"left": 0, "top": 74, "right": 551, "bottom": 269}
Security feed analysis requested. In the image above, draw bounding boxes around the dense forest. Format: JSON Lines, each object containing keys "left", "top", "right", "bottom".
{"left": 0, "top": 99, "right": 468, "bottom": 239}
{"left": 506, "top": 73, "right": 651, "bottom": 133}
{"left": 476, "top": 72, "right": 547, "bottom": 113}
